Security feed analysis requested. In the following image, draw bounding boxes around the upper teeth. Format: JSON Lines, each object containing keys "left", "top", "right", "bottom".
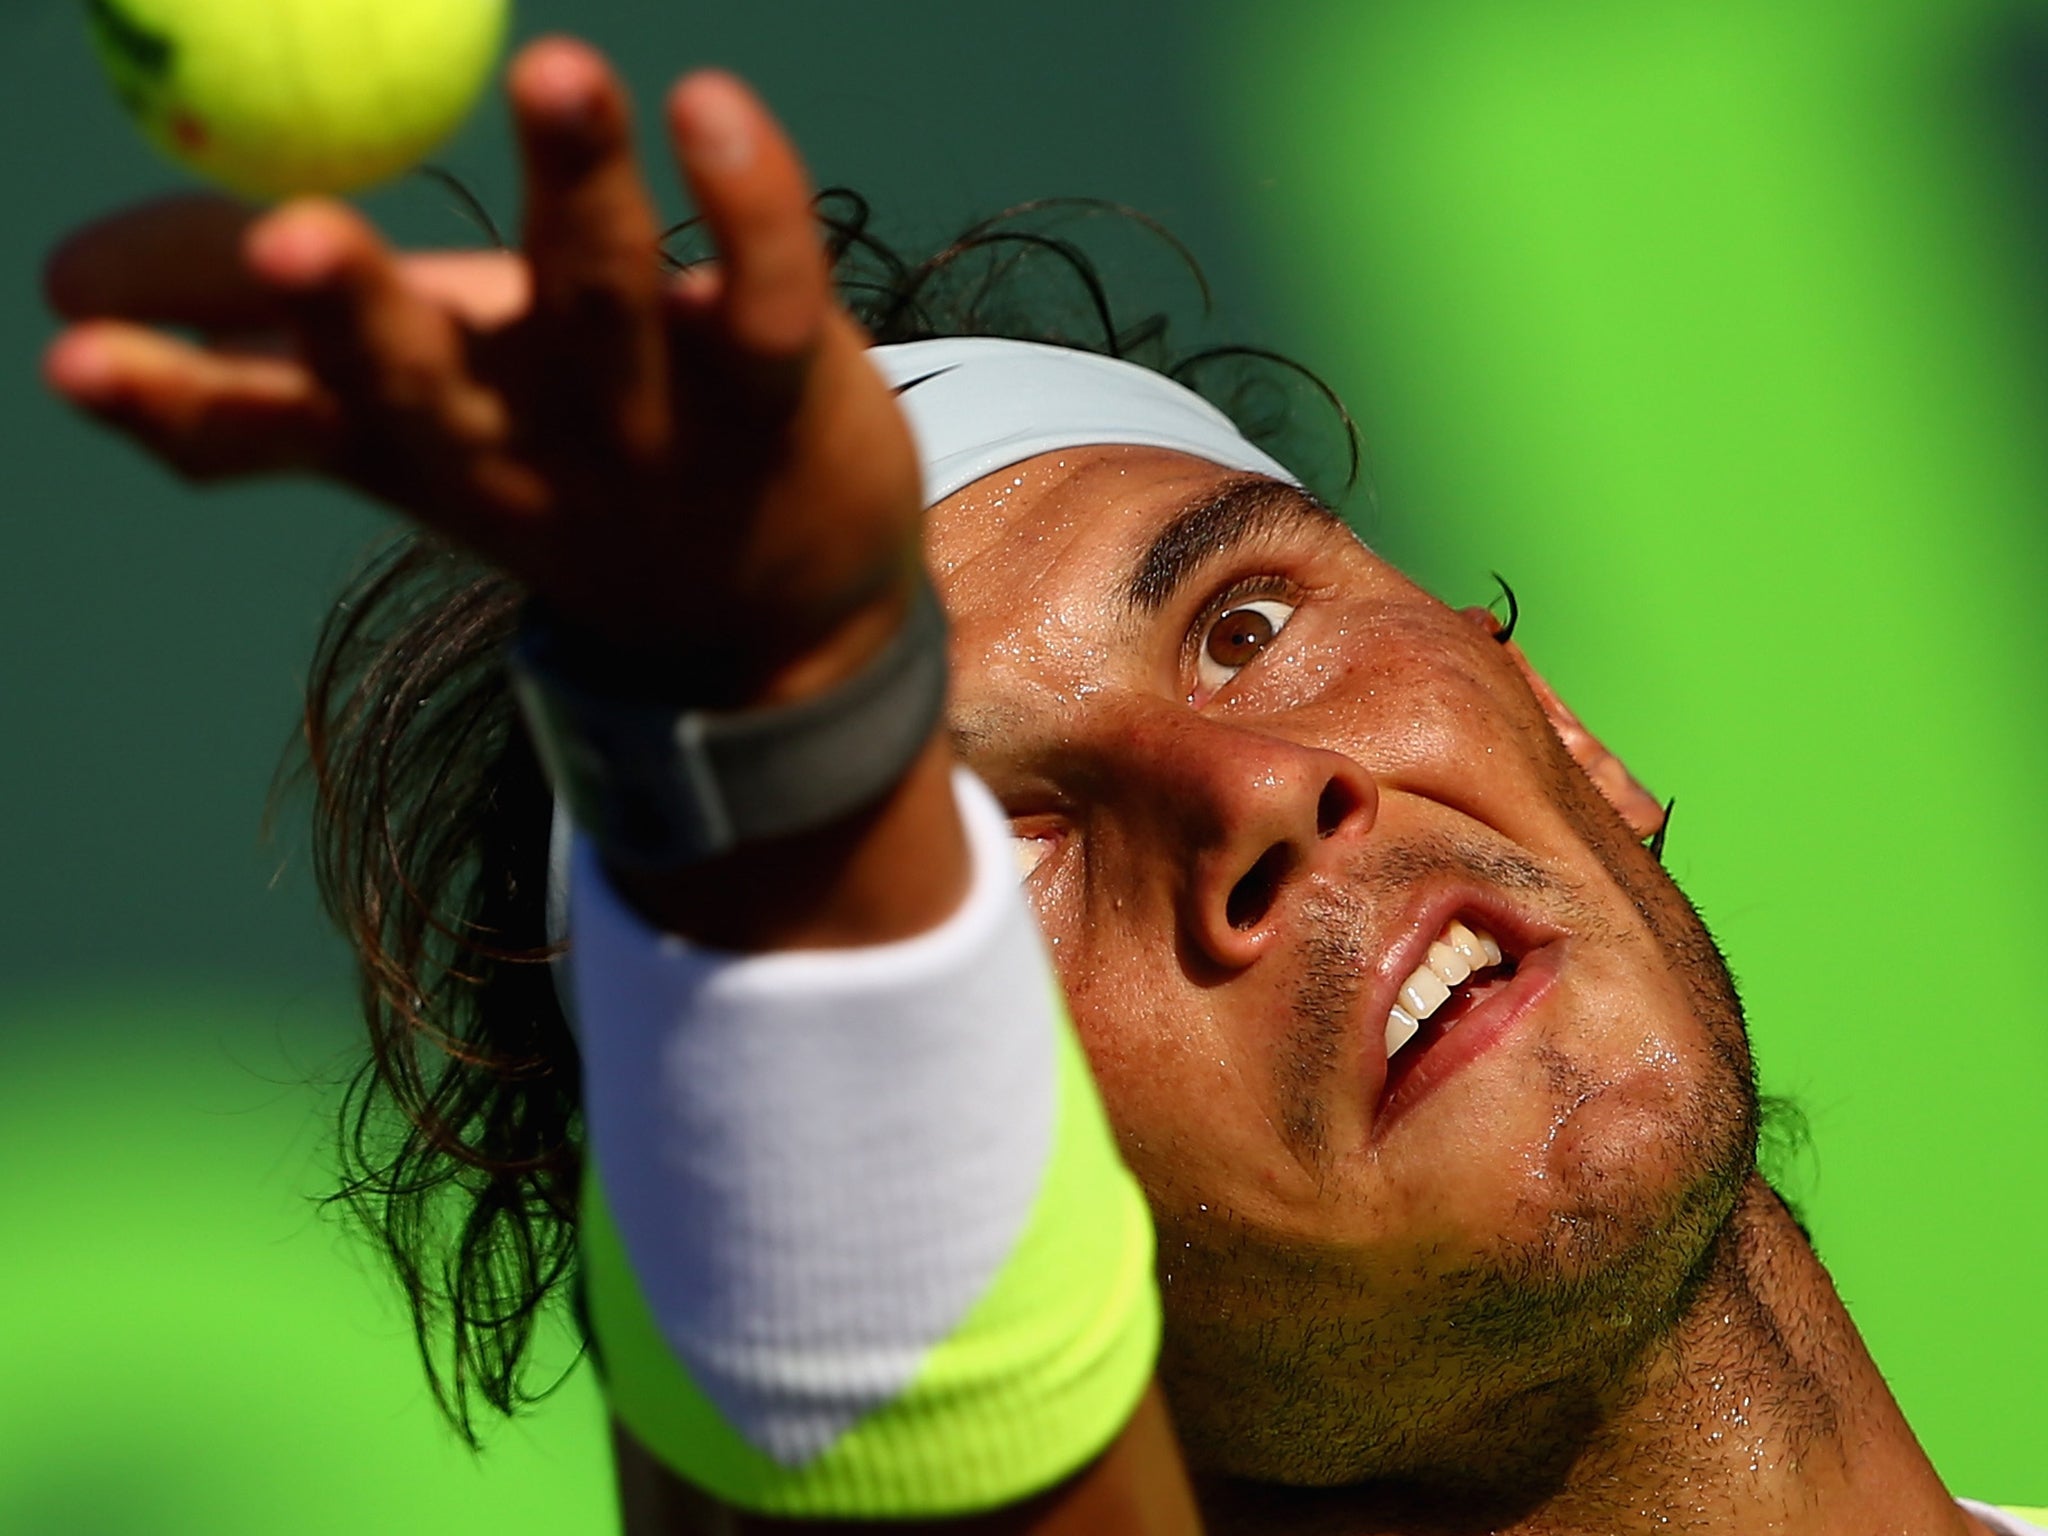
{"left": 1384, "top": 920, "right": 1504, "bottom": 1059}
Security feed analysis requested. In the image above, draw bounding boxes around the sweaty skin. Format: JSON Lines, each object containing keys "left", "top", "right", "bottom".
{"left": 924, "top": 445, "right": 1989, "bottom": 1534}
{"left": 41, "top": 29, "right": 2000, "bottom": 1533}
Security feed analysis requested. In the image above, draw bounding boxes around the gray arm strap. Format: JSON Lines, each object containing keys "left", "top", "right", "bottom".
{"left": 510, "top": 578, "right": 949, "bottom": 870}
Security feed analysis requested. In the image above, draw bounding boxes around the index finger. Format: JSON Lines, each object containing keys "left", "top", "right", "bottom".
{"left": 511, "top": 37, "right": 672, "bottom": 463}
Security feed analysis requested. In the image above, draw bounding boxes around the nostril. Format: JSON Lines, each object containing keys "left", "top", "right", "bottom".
{"left": 1227, "top": 843, "right": 1293, "bottom": 931}
{"left": 1316, "top": 777, "right": 1362, "bottom": 838}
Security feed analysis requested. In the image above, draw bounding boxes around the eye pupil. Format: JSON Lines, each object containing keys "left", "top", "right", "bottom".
{"left": 1207, "top": 607, "right": 1275, "bottom": 668}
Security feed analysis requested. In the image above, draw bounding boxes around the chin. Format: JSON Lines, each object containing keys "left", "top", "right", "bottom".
{"left": 1165, "top": 897, "right": 1763, "bottom": 1486}
{"left": 1154, "top": 1085, "right": 1753, "bottom": 1489}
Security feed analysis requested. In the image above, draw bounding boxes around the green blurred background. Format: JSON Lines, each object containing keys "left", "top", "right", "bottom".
{"left": 3, "top": 0, "right": 2041, "bottom": 1526}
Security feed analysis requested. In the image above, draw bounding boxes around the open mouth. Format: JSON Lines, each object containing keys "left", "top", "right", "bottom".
{"left": 1380, "top": 917, "right": 1520, "bottom": 1095}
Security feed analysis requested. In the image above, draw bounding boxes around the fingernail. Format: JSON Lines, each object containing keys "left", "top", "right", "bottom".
{"left": 247, "top": 212, "right": 336, "bottom": 288}
{"left": 681, "top": 82, "right": 754, "bottom": 172}
{"left": 526, "top": 46, "right": 602, "bottom": 132}
{"left": 47, "top": 331, "right": 119, "bottom": 404}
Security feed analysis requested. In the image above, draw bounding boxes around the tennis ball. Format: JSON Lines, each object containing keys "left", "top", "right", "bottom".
{"left": 86, "top": 0, "right": 510, "bottom": 200}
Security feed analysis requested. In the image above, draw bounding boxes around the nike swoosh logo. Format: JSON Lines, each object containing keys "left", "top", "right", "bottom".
{"left": 892, "top": 366, "right": 959, "bottom": 395}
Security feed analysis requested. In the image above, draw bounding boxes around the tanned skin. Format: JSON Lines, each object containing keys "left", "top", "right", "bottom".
{"left": 43, "top": 33, "right": 1995, "bottom": 1536}
{"left": 923, "top": 446, "right": 1993, "bottom": 1535}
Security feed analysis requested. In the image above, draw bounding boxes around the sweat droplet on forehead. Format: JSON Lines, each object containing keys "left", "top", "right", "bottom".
{"left": 931, "top": 449, "right": 1248, "bottom": 604}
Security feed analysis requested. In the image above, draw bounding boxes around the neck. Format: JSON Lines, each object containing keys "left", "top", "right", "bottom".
{"left": 1196, "top": 1176, "right": 1981, "bottom": 1536}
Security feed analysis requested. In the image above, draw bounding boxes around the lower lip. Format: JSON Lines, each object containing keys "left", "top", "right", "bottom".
{"left": 1370, "top": 941, "right": 1564, "bottom": 1138}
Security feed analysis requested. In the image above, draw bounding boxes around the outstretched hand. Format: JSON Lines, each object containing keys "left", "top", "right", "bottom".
{"left": 43, "top": 37, "right": 923, "bottom": 707}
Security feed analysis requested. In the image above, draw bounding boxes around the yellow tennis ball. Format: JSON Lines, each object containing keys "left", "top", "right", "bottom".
{"left": 87, "top": 0, "right": 510, "bottom": 200}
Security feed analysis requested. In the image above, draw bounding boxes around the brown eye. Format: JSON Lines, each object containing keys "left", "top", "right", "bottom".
{"left": 1208, "top": 608, "right": 1275, "bottom": 666}
{"left": 1197, "top": 598, "right": 1296, "bottom": 694}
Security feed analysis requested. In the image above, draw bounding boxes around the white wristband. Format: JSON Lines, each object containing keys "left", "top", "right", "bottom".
{"left": 571, "top": 770, "right": 1064, "bottom": 1462}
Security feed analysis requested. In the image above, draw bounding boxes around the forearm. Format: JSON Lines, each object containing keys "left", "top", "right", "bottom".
{"left": 568, "top": 768, "right": 1185, "bottom": 1528}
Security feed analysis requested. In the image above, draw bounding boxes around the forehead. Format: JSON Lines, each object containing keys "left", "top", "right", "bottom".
{"left": 926, "top": 445, "right": 1339, "bottom": 637}
{"left": 923, "top": 445, "right": 1378, "bottom": 753}
{"left": 927, "top": 446, "right": 1211, "bottom": 602}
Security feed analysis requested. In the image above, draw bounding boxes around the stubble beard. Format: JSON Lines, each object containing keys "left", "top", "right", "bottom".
{"left": 1158, "top": 829, "right": 1760, "bottom": 1498}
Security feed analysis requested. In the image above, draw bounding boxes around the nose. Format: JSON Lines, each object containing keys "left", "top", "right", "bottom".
{"left": 1094, "top": 707, "right": 1379, "bottom": 973}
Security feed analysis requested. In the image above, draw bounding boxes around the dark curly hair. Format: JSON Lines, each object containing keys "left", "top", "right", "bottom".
{"left": 290, "top": 183, "right": 1359, "bottom": 1444}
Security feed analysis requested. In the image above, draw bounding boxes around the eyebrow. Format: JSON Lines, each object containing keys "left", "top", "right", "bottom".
{"left": 946, "top": 700, "right": 1021, "bottom": 764}
{"left": 1123, "top": 476, "right": 1350, "bottom": 617}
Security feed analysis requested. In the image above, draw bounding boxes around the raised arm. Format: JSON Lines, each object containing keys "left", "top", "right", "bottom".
{"left": 44, "top": 35, "right": 1197, "bottom": 1535}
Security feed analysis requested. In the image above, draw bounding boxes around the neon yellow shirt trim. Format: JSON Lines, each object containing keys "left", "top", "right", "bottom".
{"left": 582, "top": 998, "right": 1159, "bottom": 1519}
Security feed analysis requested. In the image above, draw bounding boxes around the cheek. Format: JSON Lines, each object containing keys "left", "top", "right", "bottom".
{"left": 1304, "top": 622, "right": 1570, "bottom": 834}
{"left": 1058, "top": 959, "right": 1334, "bottom": 1223}
{"left": 1412, "top": 958, "right": 1742, "bottom": 1249}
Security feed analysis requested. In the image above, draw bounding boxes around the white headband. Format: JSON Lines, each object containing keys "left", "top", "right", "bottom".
{"left": 544, "top": 337, "right": 1301, "bottom": 952}
{"left": 871, "top": 336, "right": 1300, "bottom": 503}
